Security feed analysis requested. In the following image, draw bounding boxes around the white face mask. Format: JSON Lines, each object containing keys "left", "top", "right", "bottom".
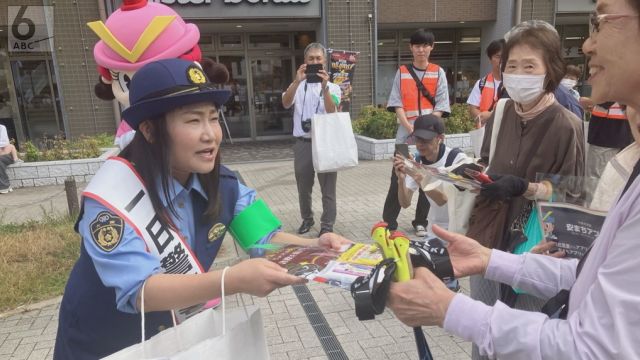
{"left": 560, "top": 78, "right": 577, "bottom": 90}
{"left": 503, "top": 73, "right": 546, "bottom": 105}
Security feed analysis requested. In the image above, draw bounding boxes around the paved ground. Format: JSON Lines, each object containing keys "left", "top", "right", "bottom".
{"left": 0, "top": 149, "right": 471, "bottom": 359}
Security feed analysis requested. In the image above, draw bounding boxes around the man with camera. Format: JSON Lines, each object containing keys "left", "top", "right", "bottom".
{"left": 383, "top": 28, "right": 451, "bottom": 237}
{"left": 282, "top": 43, "right": 342, "bottom": 236}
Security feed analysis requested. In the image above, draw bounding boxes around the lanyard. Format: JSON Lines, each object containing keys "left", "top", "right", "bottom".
{"left": 300, "top": 82, "right": 323, "bottom": 122}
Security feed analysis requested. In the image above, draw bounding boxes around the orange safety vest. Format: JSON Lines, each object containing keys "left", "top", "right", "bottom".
{"left": 399, "top": 63, "right": 440, "bottom": 120}
{"left": 478, "top": 73, "right": 501, "bottom": 112}
{"left": 591, "top": 102, "right": 627, "bottom": 120}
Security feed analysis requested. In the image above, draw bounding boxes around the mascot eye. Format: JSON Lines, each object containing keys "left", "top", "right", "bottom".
{"left": 118, "top": 73, "right": 132, "bottom": 93}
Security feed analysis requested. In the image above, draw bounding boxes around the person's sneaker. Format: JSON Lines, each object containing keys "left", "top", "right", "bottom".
{"left": 414, "top": 225, "right": 427, "bottom": 237}
{"left": 0, "top": 187, "right": 11, "bottom": 194}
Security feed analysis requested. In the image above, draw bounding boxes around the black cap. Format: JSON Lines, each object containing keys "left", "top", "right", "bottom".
{"left": 412, "top": 114, "right": 444, "bottom": 140}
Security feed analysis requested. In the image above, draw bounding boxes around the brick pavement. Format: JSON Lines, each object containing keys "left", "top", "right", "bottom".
{"left": 0, "top": 159, "right": 471, "bottom": 360}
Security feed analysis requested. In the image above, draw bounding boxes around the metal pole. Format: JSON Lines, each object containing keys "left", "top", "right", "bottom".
{"left": 514, "top": 0, "right": 523, "bottom": 26}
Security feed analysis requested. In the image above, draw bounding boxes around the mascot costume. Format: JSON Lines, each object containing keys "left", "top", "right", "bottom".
{"left": 88, "top": 0, "right": 228, "bottom": 149}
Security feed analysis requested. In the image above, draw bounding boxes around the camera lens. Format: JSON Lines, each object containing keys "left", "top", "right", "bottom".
{"left": 302, "top": 118, "right": 312, "bottom": 133}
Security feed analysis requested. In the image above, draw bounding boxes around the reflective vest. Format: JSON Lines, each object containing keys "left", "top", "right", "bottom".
{"left": 478, "top": 73, "right": 501, "bottom": 112}
{"left": 399, "top": 63, "right": 440, "bottom": 120}
{"left": 591, "top": 102, "right": 627, "bottom": 120}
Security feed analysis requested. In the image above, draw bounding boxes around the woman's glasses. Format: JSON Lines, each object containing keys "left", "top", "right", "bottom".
{"left": 589, "top": 12, "right": 639, "bottom": 34}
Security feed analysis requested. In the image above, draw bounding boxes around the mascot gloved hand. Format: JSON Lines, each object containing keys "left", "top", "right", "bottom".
{"left": 88, "top": 0, "right": 229, "bottom": 149}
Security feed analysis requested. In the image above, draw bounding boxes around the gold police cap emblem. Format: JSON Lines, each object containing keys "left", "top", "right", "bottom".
{"left": 187, "top": 66, "right": 207, "bottom": 85}
{"left": 207, "top": 223, "right": 226, "bottom": 243}
{"left": 90, "top": 211, "right": 124, "bottom": 252}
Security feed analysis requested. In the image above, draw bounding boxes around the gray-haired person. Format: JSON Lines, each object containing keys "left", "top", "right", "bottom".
{"left": 282, "top": 43, "right": 342, "bottom": 236}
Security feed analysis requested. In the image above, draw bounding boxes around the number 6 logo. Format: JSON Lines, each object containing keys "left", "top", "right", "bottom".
{"left": 12, "top": 6, "right": 36, "bottom": 41}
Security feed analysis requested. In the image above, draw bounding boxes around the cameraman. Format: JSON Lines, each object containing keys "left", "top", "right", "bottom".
{"left": 282, "top": 43, "right": 342, "bottom": 237}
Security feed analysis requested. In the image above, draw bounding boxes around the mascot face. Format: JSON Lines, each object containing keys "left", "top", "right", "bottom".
{"left": 107, "top": 70, "right": 136, "bottom": 108}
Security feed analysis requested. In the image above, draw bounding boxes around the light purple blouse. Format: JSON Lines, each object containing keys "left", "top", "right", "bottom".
{"left": 443, "top": 176, "right": 640, "bottom": 359}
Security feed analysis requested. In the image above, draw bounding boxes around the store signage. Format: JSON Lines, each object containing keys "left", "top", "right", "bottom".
{"left": 142, "top": 0, "right": 320, "bottom": 19}
{"left": 155, "top": 0, "right": 311, "bottom": 5}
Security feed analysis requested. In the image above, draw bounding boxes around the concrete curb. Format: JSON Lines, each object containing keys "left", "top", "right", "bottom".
{"left": 0, "top": 295, "right": 62, "bottom": 319}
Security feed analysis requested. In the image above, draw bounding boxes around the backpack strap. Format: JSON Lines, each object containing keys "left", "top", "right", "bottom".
{"left": 478, "top": 75, "right": 487, "bottom": 93}
{"left": 445, "top": 147, "right": 462, "bottom": 167}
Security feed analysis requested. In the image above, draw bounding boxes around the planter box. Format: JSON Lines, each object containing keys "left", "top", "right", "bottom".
{"left": 6, "top": 148, "right": 120, "bottom": 188}
{"left": 355, "top": 133, "right": 473, "bottom": 160}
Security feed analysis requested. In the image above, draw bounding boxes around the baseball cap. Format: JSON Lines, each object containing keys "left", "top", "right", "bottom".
{"left": 412, "top": 114, "right": 444, "bottom": 140}
{"left": 122, "top": 58, "right": 231, "bottom": 130}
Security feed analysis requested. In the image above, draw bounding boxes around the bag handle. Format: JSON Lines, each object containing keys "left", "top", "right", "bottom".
{"left": 220, "top": 266, "right": 250, "bottom": 336}
{"left": 487, "top": 98, "right": 508, "bottom": 172}
{"left": 139, "top": 280, "right": 178, "bottom": 346}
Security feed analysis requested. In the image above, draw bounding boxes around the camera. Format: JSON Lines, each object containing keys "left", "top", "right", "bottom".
{"left": 302, "top": 118, "right": 312, "bottom": 133}
{"left": 305, "top": 63, "right": 323, "bottom": 84}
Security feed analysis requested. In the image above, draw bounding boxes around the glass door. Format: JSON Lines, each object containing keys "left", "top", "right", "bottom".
{"left": 11, "top": 59, "right": 64, "bottom": 140}
{"left": 250, "top": 56, "right": 293, "bottom": 137}
{"left": 218, "top": 56, "right": 251, "bottom": 139}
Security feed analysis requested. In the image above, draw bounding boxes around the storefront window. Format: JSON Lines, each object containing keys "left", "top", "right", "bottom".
{"left": 249, "top": 34, "right": 290, "bottom": 49}
{"left": 220, "top": 34, "right": 243, "bottom": 49}
{"left": 11, "top": 58, "right": 64, "bottom": 141}
{"left": 294, "top": 32, "right": 316, "bottom": 50}
{"left": 0, "top": 47, "right": 18, "bottom": 146}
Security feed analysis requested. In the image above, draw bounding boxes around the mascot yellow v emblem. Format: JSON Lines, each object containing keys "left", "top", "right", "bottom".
{"left": 87, "top": 16, "right": 176, "bottom": 63}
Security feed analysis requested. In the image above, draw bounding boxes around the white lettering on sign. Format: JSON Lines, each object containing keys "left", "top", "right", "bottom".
{"left": 155, "top": 0, "right": 212, "bottom": 4}
{"left": 223, "top": 0, "right": 312, "bottom": 4}
{"left": 155, "top": 0, "right": 310, "bottom": 4}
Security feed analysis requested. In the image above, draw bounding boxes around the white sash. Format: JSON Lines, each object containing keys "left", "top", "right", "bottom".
{"left": 84, "top": 157, "right": 205, "bottom": 322}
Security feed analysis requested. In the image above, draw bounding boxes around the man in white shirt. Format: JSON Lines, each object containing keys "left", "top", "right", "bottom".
{"left": 467, "top": 39, "right": 505, "bottom": 127}
{"left": 282, "top": 43, "right": 342, "bottom": 236}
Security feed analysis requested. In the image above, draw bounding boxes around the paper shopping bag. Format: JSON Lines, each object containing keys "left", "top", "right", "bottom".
{"left": 311, "top": 112, "right": 358, "bottom": 173}
{"left": 103, "top": 305, "right": 268, "bottom": 360}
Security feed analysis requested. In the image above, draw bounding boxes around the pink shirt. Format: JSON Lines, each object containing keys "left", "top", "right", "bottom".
{"left": 443, "top": 176, "right": 640, "bottom": 359}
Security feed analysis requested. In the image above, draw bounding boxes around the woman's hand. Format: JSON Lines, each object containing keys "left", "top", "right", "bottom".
{"left": 226, "top": 258, "right": 305, "bottom": 297}
{"left": 317, "top": 232, "right": 353, "bottom": 251}
{"left": 432, "top": 225, "right": 492, "bottom": 278}
{"left": 387, "top": 267, "right": 455, "bottom": 327}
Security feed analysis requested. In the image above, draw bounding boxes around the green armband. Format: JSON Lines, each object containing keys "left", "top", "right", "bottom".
{"left": 331, "top": 93, "right": 341, "bottom": 106}
{"left": 229, "top": 199, "right": 282, "bottom": 251}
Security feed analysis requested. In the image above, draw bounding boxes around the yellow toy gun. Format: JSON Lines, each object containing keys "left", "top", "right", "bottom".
{"left": 370, "top": 222, "right": 411, "bottom": 282}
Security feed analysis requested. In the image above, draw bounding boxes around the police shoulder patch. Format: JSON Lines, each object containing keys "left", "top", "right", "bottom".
{"left": 90, "top": 211, "right": 124, "bottom": 252}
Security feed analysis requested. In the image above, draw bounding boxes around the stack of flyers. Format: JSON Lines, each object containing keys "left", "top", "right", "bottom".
{"left": 266, "top": 243, "right": 383, "bottom": 290}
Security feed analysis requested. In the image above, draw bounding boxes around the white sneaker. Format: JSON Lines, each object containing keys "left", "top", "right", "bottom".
{"left": 0, "top": 187, "right": 11, "bottom": 194}
{"left": 414, "top": 225, "right": 427, "bottom": 237}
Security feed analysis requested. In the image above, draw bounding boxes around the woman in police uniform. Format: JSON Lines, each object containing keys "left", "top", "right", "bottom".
{"left": 54, "top": 59, "right": 351, "bottom": 359}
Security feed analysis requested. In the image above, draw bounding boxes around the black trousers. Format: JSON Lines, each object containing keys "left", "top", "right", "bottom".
{"left": 382, "top": 166, "right": 430, "bottom": 230}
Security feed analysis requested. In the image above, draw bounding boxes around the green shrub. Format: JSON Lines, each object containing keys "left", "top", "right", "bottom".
{"left": 20, "top": 134, "right": 106, "bottom": 163}
{"left": 93, "top": 132, "right": 115, "bottom": 148}
{"left": 445, "top": 103, "right": 476, "bottom": 134}
{"left": 353, "top": 104, "right": 477, "bottom": 139}
{"left": 23, "top": 141, "right": 40, "bottom": 162}
{"left": 353, "top": 105, "right": 397, "bottom": 140}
